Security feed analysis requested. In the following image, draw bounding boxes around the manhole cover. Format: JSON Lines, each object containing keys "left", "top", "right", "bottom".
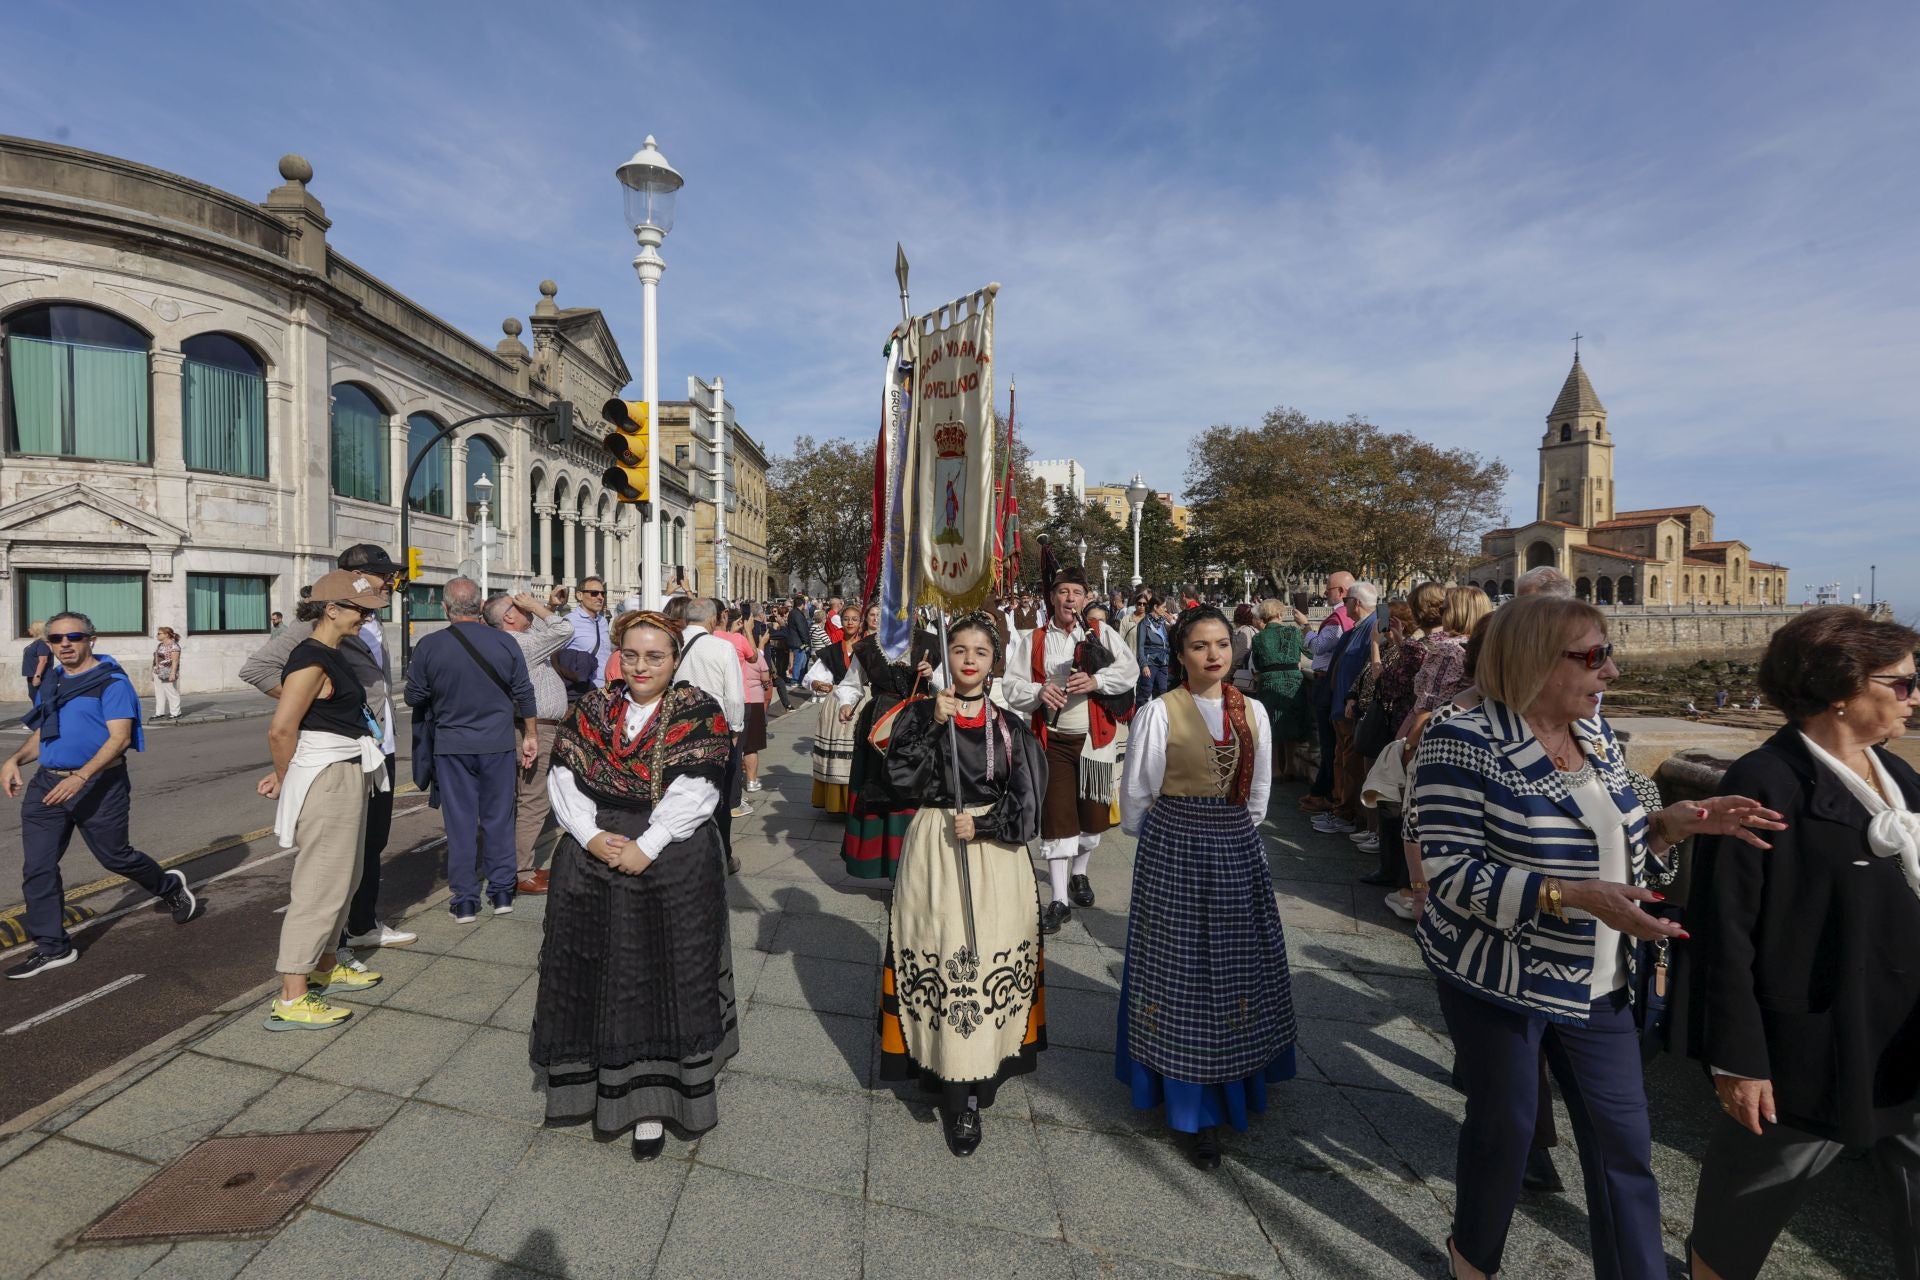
{"left": 78, "top": 1129, "right": 372, "bottom": 1244}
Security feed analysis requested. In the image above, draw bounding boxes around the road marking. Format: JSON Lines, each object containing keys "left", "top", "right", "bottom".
{"left": 4, "top": 973, "right": 146, "bottom": 1036}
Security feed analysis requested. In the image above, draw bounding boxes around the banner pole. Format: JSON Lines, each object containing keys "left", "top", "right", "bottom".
{"left": 937, "top": 606, "right": 978, "bottom": 964}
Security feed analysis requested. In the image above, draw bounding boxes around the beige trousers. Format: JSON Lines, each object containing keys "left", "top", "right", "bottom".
{"left": 276, "top": 759, "right": 370, "bottom": 974}
{"left": 515, "top": 720, "right": 560, "bottom": 872}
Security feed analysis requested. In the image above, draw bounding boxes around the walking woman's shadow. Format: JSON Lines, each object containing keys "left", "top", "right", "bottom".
{"left": 766, "top": 884, "right": 888, "bottom": 1091}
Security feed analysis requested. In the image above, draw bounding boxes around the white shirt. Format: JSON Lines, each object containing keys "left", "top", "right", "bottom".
{"left": 1119, "top": 692, "right": 1271, "bottom": 834}
{"left": 832, "top": 647, "right": 946, "bottom": 706}
{"left": 1567, "top": 772, "right": 1631, "bottom": 996}
{"left": 675, "top": 625, "right": 746, "bottom": 732}
{"left": 545, "top": 697, "right": 721, "bottom": 860}
{"left": 1000, "top": 620, "right": 1135, "bottom": 735}
{"left": 358, "top": 617, "right": 396, "bottom": 756}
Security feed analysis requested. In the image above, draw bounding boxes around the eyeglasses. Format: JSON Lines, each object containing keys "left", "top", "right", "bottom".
{"left": 579, "top": 589, "right": 605, "bottom": 597}
{"left": 46, "top": 632, "right": 91, "bottom": 645}
{"left": 1870, "top": 674, "right": 1920, "bottom": 701}
{"left": 1563, "top": 643, "right": 1615, "bottom": 670}
{"left": 332, "top": 603, "right": 378, "bottom": 619}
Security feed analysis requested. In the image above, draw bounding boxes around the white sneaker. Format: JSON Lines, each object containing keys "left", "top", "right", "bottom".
{"left": 1353, "top": 833, "right": 1382, "bottom": 854}
{"left": 730, "top": 802, "right": 753, "bottom": 819}
{"left": 1311, "top": 814, "right": 1357, "bottom": 834}
{"left": 745, "top": 780, "right": 763, "bottom": 792}
{"left": 1384, "top": 891, "right": 1418, "bottom": 921}
{"left": 1346, "top": 828, "right": 1374, "bottom": 843}
{"left": 344, "top": 922, "right": 417, "bottom": 950}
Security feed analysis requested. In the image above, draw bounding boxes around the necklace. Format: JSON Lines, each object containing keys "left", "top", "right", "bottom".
{"left": 1533, "top": 723, "right": 1580, "bottom": 771}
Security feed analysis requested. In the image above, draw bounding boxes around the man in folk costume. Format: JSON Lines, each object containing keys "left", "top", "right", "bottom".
{"left": 1001, "top": 564, "right": 1137, "bottom": 932}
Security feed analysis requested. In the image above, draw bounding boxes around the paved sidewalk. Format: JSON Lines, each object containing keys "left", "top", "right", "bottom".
{"left": 1, "top": 688, "right": 275, "bottom": 731}
{"left": 0, "top": 710, "right": 1890, "bottom": 1278}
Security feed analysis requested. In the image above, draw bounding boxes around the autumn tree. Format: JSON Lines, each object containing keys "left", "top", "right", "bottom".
{"left": 1184, "top": 409, "right": 1506, "bottom": 592}
{"left": 766, "top": 434, "right": 875, "bottom": 596}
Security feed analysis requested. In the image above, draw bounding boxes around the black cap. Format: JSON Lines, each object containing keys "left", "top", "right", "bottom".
{"left": 337, "top": 543, "right": 403, "bottom": 576}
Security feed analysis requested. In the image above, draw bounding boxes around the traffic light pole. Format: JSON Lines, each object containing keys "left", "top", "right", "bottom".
{"left": 398, "top": 402, "right": 573, "bottom": 675}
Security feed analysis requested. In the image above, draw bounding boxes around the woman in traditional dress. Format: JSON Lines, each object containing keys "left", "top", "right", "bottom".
{"left": 806, "top": 605, "right": 866, "bottom": 813}
{"left": 1115, "top": 605, "right": 1296, "bottom": 1170}
{"left": 841, "top": 604, "right": 942, "bottom": 879}
{"left": 879, "top": 612, "right": 1048, "bottom": 1157}
{"left": 530, "top": 612, "right": 736, "bottom": 1161}
{"left": 1250, "top": 598, "right": 1310, "bottom": 779}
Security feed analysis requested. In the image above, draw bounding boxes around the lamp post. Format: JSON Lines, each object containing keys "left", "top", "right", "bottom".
{"left": 1125, "top": 473, "right": 1150, "bottom": 588}
{"left": 1242, "top": 569, "right": 1254, "bottom": 603}
{"left": 1100, "top": 558, "right": 1109, "bottom": 598}
{"left": 616, "top": 135, "right": 683, "bottom": 610}
{"left": 1076, "top": 537, "right": 1087, "bottom": 567}
{"left": 1870, "top": 564, "right": 1877, "bottom": 611}
{"left": 473, "top": 472, "right": 493, "bottom": 597}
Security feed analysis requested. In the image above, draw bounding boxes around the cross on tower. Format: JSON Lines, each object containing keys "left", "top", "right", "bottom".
{"left": 1571, "top": 331, "right": 1583, "bottom": 360}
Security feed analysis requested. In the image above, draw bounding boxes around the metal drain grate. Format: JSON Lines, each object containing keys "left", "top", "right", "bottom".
{"left": 78, "top": 1129, "right": 372, "bottom": 1244}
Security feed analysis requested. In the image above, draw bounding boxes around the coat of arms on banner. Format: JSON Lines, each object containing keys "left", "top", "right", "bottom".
{"left": 934, "top": 421, "right": 967, "bottom": 547}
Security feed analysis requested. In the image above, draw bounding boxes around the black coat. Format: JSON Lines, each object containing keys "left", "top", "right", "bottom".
{"left": 1686, "top": 726, "right": 1920, "bottom": 1144}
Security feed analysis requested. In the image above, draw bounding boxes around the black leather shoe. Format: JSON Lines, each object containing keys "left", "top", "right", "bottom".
{"left": 632, "top": 1132, "right": 666, "bottom": 1162}
{"left": 727, "top": 853, "right": 741, "bottom": 876}
{"left": 1188, "top": 1126, "right": 1222, "bottom": 1171}
{"left": 1041, "top": 901, "right": 1073, "bottom": 934}
{"left": 1358, "top": 871, "right": 1396, "bottom": 886}
{"left": 1068, "top": 874, "right": 1095, "bottom": 908}
{"left": 944, "top": 1107, "right": 983, "bottom": 1157}
{"left": 1522, "top": 1147, "right": 1564, "bottom": 1193}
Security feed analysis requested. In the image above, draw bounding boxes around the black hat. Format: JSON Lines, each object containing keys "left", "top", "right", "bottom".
{"left": 338, "top": 543, "right": 403, "bottom": 576}
{"left": 1048, "top": 564, "right": 1089, "bottom": 592}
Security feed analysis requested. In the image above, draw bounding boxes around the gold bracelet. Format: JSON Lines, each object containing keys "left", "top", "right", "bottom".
{"left": 1410, "top": 880, "right": 1428, "bottom": 891}
{"left": 1546, "top": 878, "right": 1567, "bottom": 922}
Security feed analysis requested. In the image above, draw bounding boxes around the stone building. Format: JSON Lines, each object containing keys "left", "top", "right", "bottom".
{"left": 1466, "top": 356, "right": 1789, "bottom": 606}
{"left": 0, "top": 136, "right": 720, "bottom": 695}
{"left": 1085, "top": 483, "right": 1193, "bottom": 535}
{"left": 656, "top": 379, "right": 770, "bottom": 602}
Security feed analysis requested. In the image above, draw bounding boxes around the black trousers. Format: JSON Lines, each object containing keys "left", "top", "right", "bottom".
{"left": 714, "top": 736, "right": 740, "bottom": 856}
{"left": 342, "top": 755, "right": 395, "bottom": 940}
{"left": 1692, "top": 1106, "right": 1920, "bottom": 1280}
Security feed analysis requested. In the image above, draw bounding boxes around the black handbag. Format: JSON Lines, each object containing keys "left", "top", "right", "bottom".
{"left": 1354, "top": 696, "right": 1394, "bottom": 758}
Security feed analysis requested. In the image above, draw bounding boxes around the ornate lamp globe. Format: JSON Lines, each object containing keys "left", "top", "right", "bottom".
{"left": 616, "top": 135, "right": 683, "bottom": 234}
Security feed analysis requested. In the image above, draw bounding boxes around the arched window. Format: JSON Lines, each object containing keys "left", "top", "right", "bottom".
{"left": 1525, "top": 541, "right": 1556, "bottom": 570}
{"left": 330, "top": 383, "right": 388, "bottom": 502}
{"left": 1596, "top": 577, "right": 1613, "bottom": 605}
{"left": 182, "top": 334, "right": 266, "bottom": 477}
{"left": 1617, "top": 577, "right": 1636, "bottom": 605}
{"left": 1663, "top": 536, "right": 1673, "bottom": 560}
{"left": 1748, "top": 575, "right": 1756, "bottom": 597}
{"left": 660, "top": 511, "right": 671, "bottom": 563}
{"left": 406, "top": 413, "right": 450, "bottom": 516}
{"left": 1715, "top": 574, "right": 1724, "bottom": 595}
{"left": 5, "top": 304, "right": 151, "bottom": 462}
{"left": 1648, "top": 575, "right": 1660, "bottom": 601}
{"left": 467, "top": 437, "right": 504, "bottom": 526}
{"left": 1575, "top": 577, "right": 1592, "bottom": 601}
{"left": 1500, "top": 578, "right": 1514, "bottom": 597}
{"left": 529, "top": 468, "right": 545, "bottom": 579}
{"left": 595, "top": 496, "right": 611, "bottom": 576}
{"left": 1682, "top": 574, "right": 1691, "bottom": 596}
{"left": 573, "top": 485, "right": 589, "bottom": 576}
{"left": 1560, "top": 424, "right": 1571, "bottom": 442}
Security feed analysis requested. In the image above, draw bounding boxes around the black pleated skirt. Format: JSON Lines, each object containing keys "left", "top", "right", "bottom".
{"left": 529, "top": 799, "right": 737, "bottom": 1134}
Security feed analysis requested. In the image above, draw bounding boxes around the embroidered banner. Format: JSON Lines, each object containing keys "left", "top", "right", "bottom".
{"left": 910, "top": 292, "right": 996, "bottom": 612}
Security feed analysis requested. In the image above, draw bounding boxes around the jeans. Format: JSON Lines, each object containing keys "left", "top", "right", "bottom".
{"left": 1136, "top": 661, "right": 1169, "bottom": 707}
{"left": 20, "top": 767, "right": 167, "bottom": 954}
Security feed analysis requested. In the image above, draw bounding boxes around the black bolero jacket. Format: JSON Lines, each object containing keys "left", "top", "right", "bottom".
{"left": 1686, "top": 726, "right": 1920, "bottom": 1145}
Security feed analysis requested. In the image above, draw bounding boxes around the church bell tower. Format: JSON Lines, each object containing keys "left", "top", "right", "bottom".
{"left": 1537, "top": 351, "right": 1613, "bottom": 525}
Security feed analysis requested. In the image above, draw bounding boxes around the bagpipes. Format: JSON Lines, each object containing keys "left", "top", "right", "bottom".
{"left": 1074, "top": 625, "right": 1136, "bottom": 724}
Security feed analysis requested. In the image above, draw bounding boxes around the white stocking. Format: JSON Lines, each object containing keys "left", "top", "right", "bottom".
{"left": 1072, "top": 832, "right": 1100, "bottom": 876}
{"left": 1048, "top": 858, "right": 1071, "bottom": 904}
{"left": 634, "top": 1120, "right": 663, "bottom": 1141}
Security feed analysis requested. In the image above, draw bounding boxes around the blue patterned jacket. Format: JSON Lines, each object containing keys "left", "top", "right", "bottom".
{"left": 1409, "top": 699, "right": 1667, "bottom": 1024}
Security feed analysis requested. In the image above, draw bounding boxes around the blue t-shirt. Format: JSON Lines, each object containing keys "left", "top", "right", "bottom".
{"left": 39, "top": 659, "right": 144, "bottom": 769}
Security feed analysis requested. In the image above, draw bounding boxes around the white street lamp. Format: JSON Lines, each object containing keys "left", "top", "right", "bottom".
{"left": 1076, "top": 537, "right": 1087, "bottom": 567}
{"left": 1242, "top": 568, "right": 1254, "bottom": 603}
{"left": 1125, "top": 473, "right": 1150, "bottom": 588}
{"left": 1100, "top": 558, "right": 1109, "bottom": 598}
{"left": 617, "top": 135, "right": 684, "bottom": 609}
{"left": 472, "top": 472, "right": 494, "bottom": 596}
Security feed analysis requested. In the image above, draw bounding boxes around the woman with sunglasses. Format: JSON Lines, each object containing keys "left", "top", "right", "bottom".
{"left": 1685, "top": 607, "right": 1920, "bottom": 1280}
{"left": 1410, "top": 594, "right": 1782, "bottom": 1280}
{"left": 255, "top": 571, "right": 395, "bottom": 1031}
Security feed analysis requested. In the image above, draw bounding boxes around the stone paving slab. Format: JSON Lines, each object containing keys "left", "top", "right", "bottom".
{"left": 6, "top": 707, "right": 1896, "bottom": 1279}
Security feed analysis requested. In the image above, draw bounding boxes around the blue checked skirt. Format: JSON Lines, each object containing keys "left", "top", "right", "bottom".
{"left": 1116, "top": 794, "right": 1297, "bottom": 1132}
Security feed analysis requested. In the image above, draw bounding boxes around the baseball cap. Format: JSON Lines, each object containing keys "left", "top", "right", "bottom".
{"left": 309, "top": 569, "right": 392, "bottom": 609}
{"left": 337, "top": 543, "right": 404, "bottom": 577}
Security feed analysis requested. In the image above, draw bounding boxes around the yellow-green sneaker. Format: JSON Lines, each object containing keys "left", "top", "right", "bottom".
{"left": 264, "top": 991, "right": 354, "bottom": 1032}
{"left": 308, "top": 961, "right": 382, "bottom": 992}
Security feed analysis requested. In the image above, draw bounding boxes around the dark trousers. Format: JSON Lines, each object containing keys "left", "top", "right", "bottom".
{"left": 1136, "top": 660, "right": 1168, "bottom": 707}
{"left": 343, "top": 755, "right": 395, "bottom": 939}
{"left": 1310, "top": 674, "right": 1337, "bottom": 797}
{"left": 1439, "top": 982, "right": 1665, "bottom": 1279}
{"left": 1692, "top": 1106, "right": 1920, "bottom": 1280}
{"left": 436, "top": 750, "right": 518, "bottom": 906}
{"left": 20, "top": 767, "right": 165, "bottom": 955}
{"left": 715, "top": 736, "right": 741, "bottom": 855}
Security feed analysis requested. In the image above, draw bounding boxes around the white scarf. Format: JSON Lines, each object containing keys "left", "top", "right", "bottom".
{"left": 1799, "top": 732, "right": 1920, "bottom": 900}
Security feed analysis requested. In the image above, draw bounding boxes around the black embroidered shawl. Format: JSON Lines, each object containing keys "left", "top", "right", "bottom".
{"left": 551, "top": 681, "right": 730, "bottom": 808}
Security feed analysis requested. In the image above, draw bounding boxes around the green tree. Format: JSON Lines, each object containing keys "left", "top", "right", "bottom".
{"left": 766, "top": 434, "right": 874, "bottom": 596}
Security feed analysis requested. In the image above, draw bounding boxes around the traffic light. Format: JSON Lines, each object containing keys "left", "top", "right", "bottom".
{"left": 406, "top": 547, "right": 423, "bottom": 581}
{"left": 600, "top": 398, "right": 650, "bottom": 503}
{"left": 542, "top": 399, "right": 574, "bottom": 448}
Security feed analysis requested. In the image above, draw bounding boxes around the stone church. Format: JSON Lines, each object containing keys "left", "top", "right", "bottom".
{"left": 1466, "top": 356, "right": 1788, "bottom": 607}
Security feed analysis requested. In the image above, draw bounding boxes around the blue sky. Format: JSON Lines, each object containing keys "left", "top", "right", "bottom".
{"left": 6, "top": 1, "right": 1914, "bottom": 615}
